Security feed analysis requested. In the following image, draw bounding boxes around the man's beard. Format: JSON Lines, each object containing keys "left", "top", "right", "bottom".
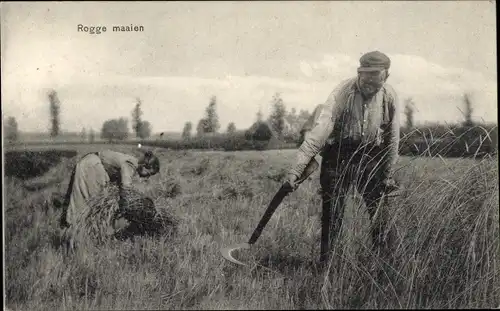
{"left": 360, "top": 82, "right": 382, "bottom": 98}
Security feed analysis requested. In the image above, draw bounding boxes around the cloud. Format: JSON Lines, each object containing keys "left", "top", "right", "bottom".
{"left": 299, "top": 61, "right": 313, "bottom": 78}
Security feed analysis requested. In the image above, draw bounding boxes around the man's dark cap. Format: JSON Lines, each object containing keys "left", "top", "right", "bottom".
{"left": 358, "top": 51, "right": 391, "bottom": 72}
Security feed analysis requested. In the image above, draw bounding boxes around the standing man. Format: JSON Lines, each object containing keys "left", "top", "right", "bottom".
{"left": 286, "top": 51, "right": 401, "bottom": 265}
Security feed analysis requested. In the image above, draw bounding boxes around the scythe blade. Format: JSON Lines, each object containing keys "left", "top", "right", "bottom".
{"left": 220, "top": 243, "right": 251, "bottom": 266}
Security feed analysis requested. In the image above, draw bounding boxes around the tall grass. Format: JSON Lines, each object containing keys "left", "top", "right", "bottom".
{"left": 320, "top": 155, "right": 499, "bottom": 308}
{"left": 4, "top": 146, "right": 499, "bottom": 310}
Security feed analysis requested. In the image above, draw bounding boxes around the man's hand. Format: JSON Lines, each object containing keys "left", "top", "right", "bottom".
{"left": 283, "top": 173, "right": 299, "bottom": 192}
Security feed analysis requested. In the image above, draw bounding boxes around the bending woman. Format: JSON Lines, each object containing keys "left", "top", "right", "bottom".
{"left": 60, "top": 149, "right": 160, "bottom": 238}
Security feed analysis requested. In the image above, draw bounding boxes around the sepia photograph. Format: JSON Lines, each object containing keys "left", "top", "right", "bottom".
{"left": 2, "top": 1, "right": 498, "bottom": 310}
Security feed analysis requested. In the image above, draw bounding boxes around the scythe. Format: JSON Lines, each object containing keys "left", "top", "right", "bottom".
{"left": 220, "top": 158, "right": 319, "bottom": 266}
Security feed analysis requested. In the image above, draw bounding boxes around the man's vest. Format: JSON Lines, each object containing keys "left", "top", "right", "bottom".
{"left": 300, "top": 84, "right": 394, "bottom": 147}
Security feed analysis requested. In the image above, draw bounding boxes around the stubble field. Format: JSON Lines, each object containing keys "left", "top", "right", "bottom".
{"left": 4, "top": 144, "right": 499, "bottom": 310}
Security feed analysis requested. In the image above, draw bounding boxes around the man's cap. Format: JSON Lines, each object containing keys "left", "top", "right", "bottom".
{"left": 358, "top": 51, "right": 391, "bottom": 72}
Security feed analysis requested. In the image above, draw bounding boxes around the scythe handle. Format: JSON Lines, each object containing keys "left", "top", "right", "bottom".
{"left": 248, "top": 184, "right": 290, "bottom": 245}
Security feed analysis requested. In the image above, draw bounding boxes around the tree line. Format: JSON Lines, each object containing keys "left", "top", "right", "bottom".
{"left": 4, "top": 90, "right": 153, "bottom": 144}
{"left": 179, "top": 93, "right": 312, "bottom": 143}
{"left": 3, "top": 89, "right": 497, "bottom": 158}
{"left": 398, "top": 94, "right": 497, "bottom": 157}
{"left": 99, "top": 97, "right": 152, "bottom": 142}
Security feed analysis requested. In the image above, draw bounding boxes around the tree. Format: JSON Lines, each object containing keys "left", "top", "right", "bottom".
{"left": 404, "top": 98, "right": 415, "bottom": 129}
{"left": 282, "top": 107, "right": 303, "bottom": 142}
{"left": 298, "top": 109, "right": 311, "bottom": 121}
{"left": 182, "top": 122, "right": 193, "bottom": 139}
{"left": 462, "top": 93, "right": 474, "bottom": 127}
{"left": 138, "top": 120, "right": 152, "bottom": 139}
{"left": 227, "top": 122, "right": 236, "bottom": 135}
{"left": 80, "top": 127, "right": 87, "bottom": 142}
{"left": 5, "top": 116, "right": 19, "bottom": 143}
{"left": 297, "top": 109, "right": 312, "bottom": 132}
{"left": 256, "top": 107, "right": 263, "bottom": 122}
{"left": 196, "top": 118, "right": 208, "bottom": 136}
{"left": 132, "top": 98, "right": 153, "bottom": 139}
{"left": 284, "top": 107, "right": 311, "bottom": 138}
{"left": 89, "top": 128, "right": 96, "bottom": 143}
{"left": 101, "top": 118, "right": 129, "bottom": 142}
{"left": 48, "top": 89, "right": 61, "bottom": 137}
{"left": 132, "top": 97, "right": 143, "bottom": 138}
{"left": 268, "top": 92, "right": 287, "bottom": 138}
{"left": 245, "top": 121, "right": 273, "bottom": 141}
{"left": 204, "top": 96, "right": 220, "bottom": 133}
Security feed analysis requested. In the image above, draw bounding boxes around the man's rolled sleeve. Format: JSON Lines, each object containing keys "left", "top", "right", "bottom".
{"left": 383, "top": 89, "right": 400, "bottom": 178}
{"left": 289, "top": 91, "right": 340, "bottom": 178}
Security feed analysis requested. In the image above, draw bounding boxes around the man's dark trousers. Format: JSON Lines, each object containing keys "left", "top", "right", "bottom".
{"left": 319, "top": 141, "right": 396, "bottom": 265}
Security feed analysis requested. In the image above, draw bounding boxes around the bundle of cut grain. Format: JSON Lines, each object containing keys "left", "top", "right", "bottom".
{"left": 70, "top": 184, "right": 123, "bottom": 245}
{"left": 71, "top": 184, "right": 178, "bottom": 246}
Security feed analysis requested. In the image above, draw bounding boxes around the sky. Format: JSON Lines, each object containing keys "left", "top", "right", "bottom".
{"left": 1, "top": 1, "right": 497, "bottom": 134}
